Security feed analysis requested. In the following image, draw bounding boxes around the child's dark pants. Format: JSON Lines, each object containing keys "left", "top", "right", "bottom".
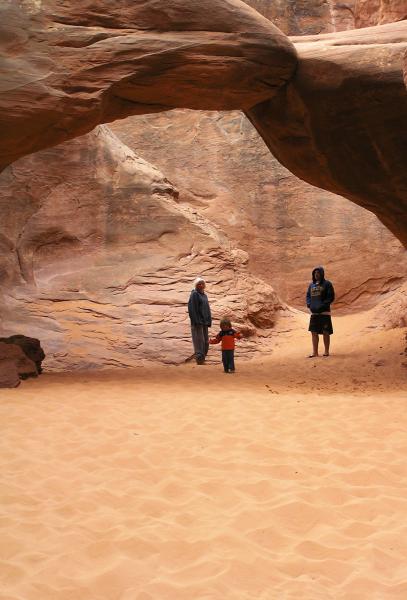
{"left": 222, "top": 350, "right": 235, "bottom": 372}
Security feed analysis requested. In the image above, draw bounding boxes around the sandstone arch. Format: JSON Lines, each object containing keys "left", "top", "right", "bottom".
{"left": 0, "top": 1, "right": 406, "bottom": 245}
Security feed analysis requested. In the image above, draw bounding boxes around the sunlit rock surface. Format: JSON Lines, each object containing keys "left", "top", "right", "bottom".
{"left": 0, "top": 127, "right": 281, "bottom": 370}
{"left": 243, "top": 0, "right": 357, "bottom": 33}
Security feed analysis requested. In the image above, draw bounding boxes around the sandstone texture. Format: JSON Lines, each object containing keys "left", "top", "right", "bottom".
{"left": 0, "top": 0, "right": 296, "bottom": 171}
{"left": 111, "top": 110, "right": 407, "bottom": 312}
{"left": 243, "top": 0, "right": 357, "bottom": 33}
{"left": 0, "top": 127, "right": 281, "bottom": 370}
{"left": 244, "top": 0, "right": 407, "bottom": 32}
{"left": 355, "top": 0, "right": 407, "bottom": 26}
{"left": 372, "top": 281, "right": 407, "bottom": 329}
{"left": 248, "top": 21, "right": 407, "bottom": 246}
{"left": 0, "top": 0, "right": 406, "bottom": 372}
{"left": 0, "top": 342, "right": 38, "bottom": 388}
{"left": 0, "top": 1, "right": 405, "bottom": 251}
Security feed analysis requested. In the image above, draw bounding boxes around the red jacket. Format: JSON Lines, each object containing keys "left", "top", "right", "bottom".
{"left": 210, "top": 328, "right": 241, "bottom": 350}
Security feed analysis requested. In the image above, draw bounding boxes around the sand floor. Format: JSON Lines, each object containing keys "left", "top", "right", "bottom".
{"left": 1, "top": 313, "right": 407, "bottom": 599}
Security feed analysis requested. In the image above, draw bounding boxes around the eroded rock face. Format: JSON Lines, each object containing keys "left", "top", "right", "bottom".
{"left": 0, "top": 0, "right": 406, "bottom": 370}
{"left": 243, "top": 0, "right": 357, "bottom": 33}
{"left": 0, "top": 1, "right": 405, "bottom": 251}
{"left": 0, "top": 0, "right": 296, "bottom": 171}
{"left": 0, "top": 126, "right": 281, "bottom": 370}
{"left": 248, "top": 21, "right": 407, "bottom": 247}
{"left": 373, "top": 281, "right": 407, "bottom": 329}
{"left": 244, "top": 0, "right": 407, "bottom": 31}
{"left": 112, "top": 110, "right": 407, "bottom": 311}
{"left": 355, "top": 0, "right": 407, "bottom": 26}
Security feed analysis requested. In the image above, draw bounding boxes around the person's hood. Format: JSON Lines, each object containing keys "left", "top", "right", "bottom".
{"left": 312, "top": 266, "right": 325, "bottom": 283}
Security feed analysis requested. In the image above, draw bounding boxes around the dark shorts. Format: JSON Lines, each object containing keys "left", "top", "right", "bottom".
{"left": 309, "top": 314, "right": 333, "bottom": 335}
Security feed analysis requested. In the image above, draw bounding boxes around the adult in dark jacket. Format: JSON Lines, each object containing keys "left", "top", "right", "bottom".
{"left": 306, "top": 266, "right": 335, "bottom": 357}
{"left": 188, "top": 277, "right": 212, "bottom": 364}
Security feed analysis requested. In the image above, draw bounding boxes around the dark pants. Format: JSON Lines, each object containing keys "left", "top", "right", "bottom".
{"left": 308, "top": 314, "right": 333, "bottom": 335}
{"left": 191, "top": 324, "right": 209, "bottom": 362}
{"left": 222, "top": 349, "right": 235, "bottom": 372}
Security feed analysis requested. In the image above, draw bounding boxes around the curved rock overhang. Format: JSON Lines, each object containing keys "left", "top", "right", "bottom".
{"left": 0, "top": 0, "right": 297, "bottom": 167}
{"left": 248, "top": 21, "right": 407, "bottom": 247}
{"left": 0, "top": 2, "right": 406, "bottom": 246}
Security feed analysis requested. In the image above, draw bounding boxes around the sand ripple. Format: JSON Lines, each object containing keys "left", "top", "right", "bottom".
{"left": 1, "top": 329, "right": 407, "bottom": 600}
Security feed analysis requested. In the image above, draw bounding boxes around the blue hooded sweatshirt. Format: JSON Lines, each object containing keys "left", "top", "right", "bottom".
{"left": 306, "top": 266, "right": 335, "bottom": 314}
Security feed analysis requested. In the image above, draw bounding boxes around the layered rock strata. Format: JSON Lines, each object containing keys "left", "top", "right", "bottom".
{"left": 112, "top": 110, "right": 407, "bottom": 311}
{"left": 0, "top": 127, "right": 281, "bottom": 370}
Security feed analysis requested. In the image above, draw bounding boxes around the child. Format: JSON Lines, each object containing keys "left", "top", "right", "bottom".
{"left": 210, "top": 317, "right": 242, "bottom": 373}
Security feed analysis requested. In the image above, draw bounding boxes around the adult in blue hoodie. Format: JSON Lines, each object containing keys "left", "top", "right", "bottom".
{"left": 306, "top": 266, "right": 335, "bottom": 357}
{"left": 188, "top": 277, "right": 212, "bottom": 364}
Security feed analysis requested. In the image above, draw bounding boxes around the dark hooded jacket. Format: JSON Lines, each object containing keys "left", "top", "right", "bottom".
{"left": 306, "top": 266, "right": 335, "bottom": 314}
{"left": 188, "top": 288, "right": 212, "bottom": 326}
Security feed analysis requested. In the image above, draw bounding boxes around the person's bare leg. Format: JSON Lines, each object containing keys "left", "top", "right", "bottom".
{"left": 323, "top": 333, "right": 330, "bottom": 356}
{"left": 309, "top": 332, "right": 319, "bottom": 357}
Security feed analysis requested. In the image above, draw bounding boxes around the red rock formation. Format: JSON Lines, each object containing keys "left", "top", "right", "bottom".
{"left": 0, "top": 335, "right": 45, "bottom": 374}
{"left": 355, "top": 0, "right": 407, "bottom": 26}
{"left": 372, "top": 281, "right": 407, "bottom": 329}
{"left": 0, "top": 0, "right": 296, "bottom": 171}
{"left": 243, "top": 0, "right": 357, "bottom": 33}
{"left": 243, "top": 0, "right": 407, "bottom": 31}
{"left": 1, "top": 2, "right": 405, "bottom": 250}
{"left": 0, "top": 342, "right": 37, "bottom": 388}
{"left": 0, "top": 127, "right": 281, "bottom": 370}
{"left": 248, "top": 21, "right": 407, "bottom": 247}
{"left": 112, "top": 110, "right": 407, "bottom": 312}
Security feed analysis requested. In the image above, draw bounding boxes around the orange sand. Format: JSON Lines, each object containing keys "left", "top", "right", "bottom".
{"left": 1, "top": 312, "right": 407, "bottom": 599}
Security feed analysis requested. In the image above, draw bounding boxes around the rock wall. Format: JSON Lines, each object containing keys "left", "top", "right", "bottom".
{"left": 243, "top": 0, "right": 407, "bottom": 31}
{"left": 0, "top": 2, "right": 405, "bottom": 248}
{"left": 243, "top": 0, "right": 357, "bottom": 33}
{"left": 109, "top": 2, "right": 406, "bottom": 311}
{"left": 0, "top": 127, "right": 281, "bottom": 370}
{"left": 355, "top": 0, "right": 407, "bottom": 26}
{"left": 0, "top": 0, "right": 405, "bottom": 372}
{"left": 111, "top": 109, "right": 407, "bottom": 312}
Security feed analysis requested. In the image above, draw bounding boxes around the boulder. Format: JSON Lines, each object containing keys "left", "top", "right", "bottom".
{"left": 0, "top": 335, "right": 45, "bottom": 374}
{"left": 0, "top": 342, "right": 37, "bottom": 388}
